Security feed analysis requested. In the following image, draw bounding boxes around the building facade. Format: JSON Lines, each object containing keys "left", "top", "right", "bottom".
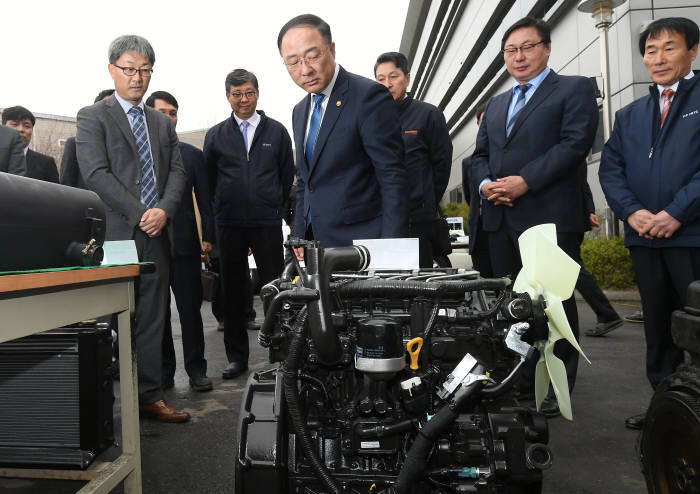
{"left": 400, "top": 0, "right": 700, "bottom": 210}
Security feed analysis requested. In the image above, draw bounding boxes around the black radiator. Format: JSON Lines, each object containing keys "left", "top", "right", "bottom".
{"left": 0, "top": 322, "right": 114, "bottom": 469}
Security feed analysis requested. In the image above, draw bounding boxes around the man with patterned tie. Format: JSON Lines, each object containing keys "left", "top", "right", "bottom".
{"left": 203, "top": 69, "right": 294, "bottom": 380}
{"left": 76, "top": 35, "right": 189, "bottom": 423}
{"left": 471, "top": 16, "right": 599, "bottom": 417}
{"left": 277, "top": 14, "right": 408, "bottom": 259}
{"left": 599, "top": 17, "right": 700, "bottom": 431}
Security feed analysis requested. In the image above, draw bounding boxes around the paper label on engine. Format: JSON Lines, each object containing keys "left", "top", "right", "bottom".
{"left": 360, "top": 441, "right": 380, "bottom": 449}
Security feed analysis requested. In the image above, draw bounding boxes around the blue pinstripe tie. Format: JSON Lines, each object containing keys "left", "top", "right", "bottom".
{"left": 305, "top": 93, "right": 325, "bottom": 166}
{"left": 506, "top": 83, "right": 532, "bottom": 137}
{"left": 128, "top": 106, "right": 158, "bottom": 208}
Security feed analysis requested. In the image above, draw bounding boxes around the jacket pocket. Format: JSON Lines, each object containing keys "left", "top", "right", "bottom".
{"left": 342, "top": 198, "right": 381, "bottom": 225}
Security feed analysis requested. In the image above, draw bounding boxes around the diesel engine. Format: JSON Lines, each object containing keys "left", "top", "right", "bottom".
{"left": 236, "top": 241, "right": 555, "bottom": 494}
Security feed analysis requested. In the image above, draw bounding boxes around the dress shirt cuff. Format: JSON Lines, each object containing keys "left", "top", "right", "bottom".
{"left": 478, "top": 178, "right": 492, "bottom": 199}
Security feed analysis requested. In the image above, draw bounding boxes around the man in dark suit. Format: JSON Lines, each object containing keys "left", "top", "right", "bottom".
{"left": 471, "top": 16, "right": 599, "bottom": 416}
{"left": 2, "top": 106, "right": 58, "bottom": 183}
{"left": 462, "top": 103, "right": 492, "bottom": 277}
{"left": 277, "top": 14, "right": 408, "bottom": 258}
{"left": 60, "top": 89, "right": 115, "bottom": 189}
{"left": 204, "top": 69, "right": 294, "bottom": 379}
{"left": 599, "top": 17, "right": 699, "bottom": 430}
{"left": 76, "top": 35, "right": 189, "bottom": 423}
{"left": 0, "top": 125, "right": 25, "bottom": 175}
{"left": 146, "top": 90, "right": 214, "bottom": 392}
{"left": 374, "top": 51, "right": 452, "bottom": 268}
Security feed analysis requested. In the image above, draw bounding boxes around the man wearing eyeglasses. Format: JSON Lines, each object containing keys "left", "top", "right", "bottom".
{"left": 203, "top": 69, "right": 294, "bottom": 380}
{"left": 76, "top": 35, "right": 189, "bottom": 423}
{"left": 278, "top": 14, "right": 408, "bottom": 257}
{"left": 471, "top": 16, "right": 598, "bottom": 417}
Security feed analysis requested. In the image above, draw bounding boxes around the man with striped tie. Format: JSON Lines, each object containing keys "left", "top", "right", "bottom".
{"left": 471, "top": 16, "right": 599, "bottom": 417}
{"left": 76, "top": 34, "right": 189, "bottom": 423}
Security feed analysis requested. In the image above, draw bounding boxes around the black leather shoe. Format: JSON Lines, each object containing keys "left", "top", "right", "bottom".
{"left": 222, "top": 361, "right": 248, "bottom": 379}
{"left": 162, "top": 375, "right": 175, "bottom": 390}
{"left": 584, "top": 318, "right": 624, "bottom": 337}
{"left": 624, "top": 311, "right": 644, "bottom": 323}
{"left": 625, "top": 412, "right": 645, "bottom": 430}
{"left": 217, "top": 320, "right": 224, "bottom": 332}
{"left": 539, "top": 396, "right": 561, "bottom": 418}
{"left": 247, "top": 320, "right": 261, "bottom": 331}
{"left": 189, "top": 375, "right": 213, "bottom": 392}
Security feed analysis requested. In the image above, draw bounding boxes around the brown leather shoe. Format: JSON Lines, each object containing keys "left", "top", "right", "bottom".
{"left": 139, "top": 400, "right": 191, "bottom": 423}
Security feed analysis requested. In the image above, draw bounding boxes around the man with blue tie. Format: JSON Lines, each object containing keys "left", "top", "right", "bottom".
{"left": 471, "top": 16, "right": 599, "bottom": 417}
{"left": 76, "top": 35, "right": 189, "bottom": 422}
{"left": 204, "top": 69, "right": 294, "bottom": 379}
{"left": 277, "top": 14, "right": 408, "bottom": 258}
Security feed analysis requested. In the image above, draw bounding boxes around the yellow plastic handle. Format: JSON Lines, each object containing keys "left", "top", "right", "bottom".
{"left": 407, "top": 337, "right": 424, "bottom": 370}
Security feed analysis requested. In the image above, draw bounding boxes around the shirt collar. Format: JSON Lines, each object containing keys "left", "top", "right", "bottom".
{"left": 512, "top": 66, "right": 551, "bottom": 93}
{"left": 113, "top": 91, "right": 144, "bottom": 114}
{"left": 312, "top": 63, "right": 340, "bottom": 102}
{"left": 23, "top": 146, "right": 28, "bottom": 156}
{"left": 233, "top": 110, "right": 261, "bottom": 128}
{"left": 656, "top": 70, "right": 695, "bottom": 96}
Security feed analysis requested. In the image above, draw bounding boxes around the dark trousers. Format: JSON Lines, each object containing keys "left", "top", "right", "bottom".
{"left": 408, "top": 220, "right": 434, "bottom": 268}
{"left": 471, "top": 219, "right": 493, "bottom": 278}
{"left": 629, "top": 246, "right": 700, "bottom": 388}
{"left": 218, "top": 225, "right": 283, "bottom": 364}
{"left": 210, "top": 255, "right": 256, "bottom": 323}
{"left": 489, "top": 228, "right": 582, "bottom": 393}
{"left": 576, "top": 267, "right": 619, "bottom": 323}
{"left": 162, "top": 253, "right": 207, "bottom": 380}
{"left": 133, "top": 229, "right": 170, "bottom": 404}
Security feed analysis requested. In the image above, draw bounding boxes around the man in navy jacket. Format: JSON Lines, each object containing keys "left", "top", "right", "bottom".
{"left": 471, "top": 16, "right": 599, "bottom": 416}
{"left": 204, "top": 69, "right": 294, "bottom": 379}
{"left": 278, "top": 14, "right": 408, "bottom": 256}
{"left": 146, "top": 91, "right": 215, "bottom": 392}
{"left": 375, "top": 51, "right": 452, "bottom": 268}
{"left": 599, "top": 17, "right": 700, "bottom": 430}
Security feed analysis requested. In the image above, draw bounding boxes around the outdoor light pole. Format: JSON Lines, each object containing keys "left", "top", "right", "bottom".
{"left": 577, "top": 0, "right": 626, "bottom": 238}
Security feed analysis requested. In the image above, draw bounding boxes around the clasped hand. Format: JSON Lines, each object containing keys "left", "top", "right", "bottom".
{"left": 628, "top": 209, "right": 681, "bottom": 239}
{"left": 139, "top": 208, "right": 167, "bottom": 238}
{"left": 482, "top": 176, "right": 529, "bottom": 207}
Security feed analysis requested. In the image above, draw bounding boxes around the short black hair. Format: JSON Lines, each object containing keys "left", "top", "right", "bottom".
{"left": 501, "top": 16, "right": 551, "bottom": 51}
{"left": 638, "top": 17, "right": 699, "bottom": 55}
{"left": 145, "top": 90, "right": 179, "bottom": 109}
{"left": 94, "top": 89, "right": 115, "bottom": 103}
{"left": 374, "top": 52, "right": 409, "bottom": 76}
{"left": 277, "top": 14, "right": 332, "bottom": 52}
{"left": 475, "top": 102, "right": 487, "bottom": 124}
{"left": 1, "top": 106, "right": 35, "bottom": 126}
{"left": 225, "top": 69, "right": 259, "bottom": 93}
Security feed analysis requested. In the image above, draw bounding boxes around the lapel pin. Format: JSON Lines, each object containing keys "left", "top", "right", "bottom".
{"left": 336, "top": 100, "right": 341, "bottom": 107}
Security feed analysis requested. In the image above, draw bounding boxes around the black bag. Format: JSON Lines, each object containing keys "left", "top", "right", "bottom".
{"left": 433, "top": 210, "right": 453, "bottom": 257}
{"left": 201, "top": 260, "right": 219, "bottom": 302}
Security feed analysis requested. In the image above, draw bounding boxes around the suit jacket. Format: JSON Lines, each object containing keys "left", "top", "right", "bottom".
{"left": 76, "top": 95, "right": 186, "bottom": 240}
{"left": 471, "top": 70, "right": 598, "bottom": 233}
{"left": 0, "top": 125, "right": 26, "bottom": 175}
{"left": 26, "top": 149, "right": 58, "bottom": 183}
{"left": 462, "top": 155, "right": 482, "bottom": 254}
{"left": 292, "top": 66, "right": 408, "bottom": 247}
{"left": 171, "top": 141, "right": 214, "bottom": 257}
{"left": 59, "top": 137, "right": 86, "bottom": 189}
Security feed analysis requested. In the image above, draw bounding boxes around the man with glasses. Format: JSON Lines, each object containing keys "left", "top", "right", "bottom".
{"left": 76, "top": 35, "right": 189, "bottom": 422}
{"left": 203, "top": 69, "right": 294, "bottom": 380}
{"left": 471, "top": 16, "right": 599, "bottom": 417}
{"left": 277, "top": 14, "right": 408, "bottom": 257}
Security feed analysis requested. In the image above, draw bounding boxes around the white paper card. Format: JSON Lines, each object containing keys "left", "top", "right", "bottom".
{"left": 353, "top": 238, "right": 419, "bottom": 270}
{"left": 101, "top": 240, "right": 139, "bottom": 265}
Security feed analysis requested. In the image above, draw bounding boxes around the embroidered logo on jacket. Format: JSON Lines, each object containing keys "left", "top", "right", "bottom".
{"left": 682, "top": 110, "right": 698, "bottom": 118}
{"left": 404, "top": 130, "right": 418, "bottom": 134}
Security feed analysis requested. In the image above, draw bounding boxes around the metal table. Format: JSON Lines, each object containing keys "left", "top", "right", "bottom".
{"left": 0, "top": 265, "right": 142, "bottom": 493}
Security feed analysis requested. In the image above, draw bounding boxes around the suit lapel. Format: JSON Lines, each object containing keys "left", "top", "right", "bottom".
{"left": 493, "top": 92, "right": 511, "bottom": 143}
{"left": 506, "top": 71, "right": 558, "bottom": 143}
{"left": 293, "top": 96, "right": 310, "bottom": 176}
{"left": 106, "top": 97, "right": 140, "bottom": 159}
{"left": 309, "top": 67, "right": 349, "bottom": 175}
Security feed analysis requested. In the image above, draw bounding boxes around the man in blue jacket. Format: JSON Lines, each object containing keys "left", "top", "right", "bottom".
{"left": 599, "top": 17, "right": 699, "bottom": 430}
{"left": 204, "top": 69, "right": 294, "bottom": 379}
{"left": 146, "top": 91, "right": 214, "bottom": 392}
{"left": 374, "top": 51, "right": 452, "bottom": 268}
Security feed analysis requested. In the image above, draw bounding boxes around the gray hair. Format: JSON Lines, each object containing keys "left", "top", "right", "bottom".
{"left": 108, "top": 35, "right": 156, "bottom": 65}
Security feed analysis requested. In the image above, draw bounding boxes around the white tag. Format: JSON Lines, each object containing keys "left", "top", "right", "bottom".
{"left": 360, "top": 441, "right": 380, "bottom": 449}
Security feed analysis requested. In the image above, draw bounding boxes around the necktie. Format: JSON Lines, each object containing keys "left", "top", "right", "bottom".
{"left": 241, "top": 120, "right": 249, "bottom": 151}
{"left": 305, "top": 93, "right": 325, "bottom": 166}
{"left": 128, "top": 106, "right": 158, "bottom": 208}
{"left": 506, "top": 83, "right": 532, "bottom": 137}
{"left": 660, "top": 88, "right": 674, "bottom": 127}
